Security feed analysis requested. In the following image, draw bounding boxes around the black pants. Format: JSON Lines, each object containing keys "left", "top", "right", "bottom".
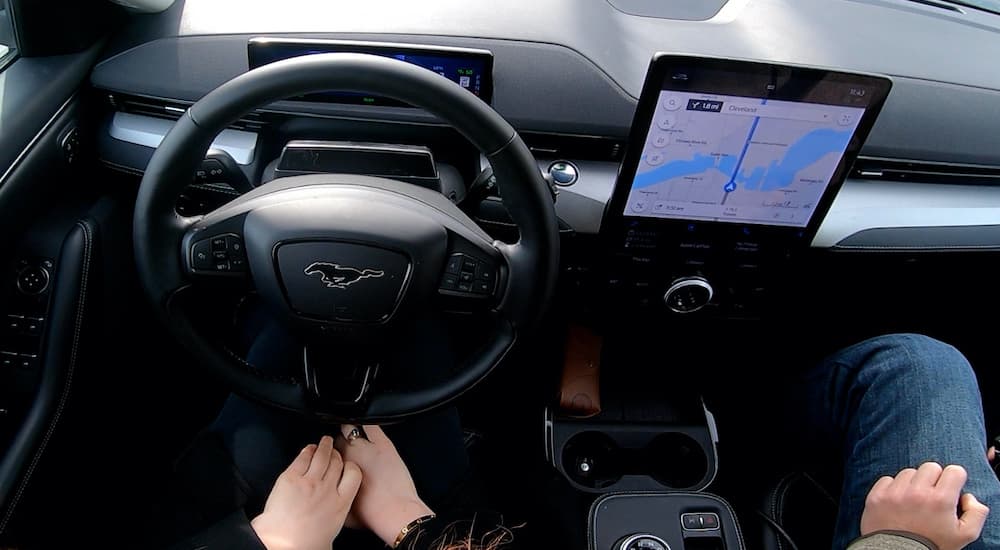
{"left": 209, "top": 311, "right": 471, "bottom": 516}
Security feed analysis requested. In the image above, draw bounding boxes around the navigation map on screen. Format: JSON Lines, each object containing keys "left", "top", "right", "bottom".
{"left": 624, "top": 91, "right": 866, "bottom": 227}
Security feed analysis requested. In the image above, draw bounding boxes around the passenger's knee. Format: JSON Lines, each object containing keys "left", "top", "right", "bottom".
{"left": 862, "top": 333, "right": 976, "bottom": 391}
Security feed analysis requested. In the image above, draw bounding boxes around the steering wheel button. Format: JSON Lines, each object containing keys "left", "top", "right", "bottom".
{"left": 212, "top": 250, "right": 229, "bottom": 261}
{"left": 461, "top": 257, "right": 478, "bottom": 273}
{"left": 226, "top": 235, "right": 244, "bottom": 252}
{"left": 473, "top": 280, "right": 493, "bottom": 294}
{"left": 445, "top": 255, "right": 463, "bottom": 275}
{"left": 457, "top": 281, "right": 473, "bottom": 293}
{"left": 192, "top": 240, "right": 213, "bottom": 270}
{"left": 441, "top": 274, "right": 459, "bottom": 290}
{"left": 476, "top": 265, "right": 495, "bottom": 282}
{"left": 211, "top": 236, "right": 228, "bottom": 251}
{"left": 230, "top": 257, "right": 247, "bottom": 271}
{"left": 214, "top": 260, "right": 231, "bottom": 272}
{"left": 459, "top": 271, "right": 475, "bottom": 283}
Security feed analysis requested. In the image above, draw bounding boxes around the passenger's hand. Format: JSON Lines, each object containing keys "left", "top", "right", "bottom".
{"left": 861, "top": 462, "right": 990, "bottom": 550}
{"left": 251, "top": 436, "right": 362, "bottom": 550}
{"left": 335, "top": 425, "right": 435, "bottom": 547}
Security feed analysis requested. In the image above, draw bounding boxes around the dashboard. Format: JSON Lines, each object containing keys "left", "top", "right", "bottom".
{"left": 90, "top": 0, "right": 1000, "bottom": 262}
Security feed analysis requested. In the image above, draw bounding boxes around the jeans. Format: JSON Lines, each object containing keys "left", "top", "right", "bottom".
{"left": 796, "top": 334, "right": 999, "bottom": 549}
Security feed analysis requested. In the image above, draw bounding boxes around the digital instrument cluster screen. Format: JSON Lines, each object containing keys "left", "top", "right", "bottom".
{"left": 248, "top": 38, "right": 494, "bottom": 106}
{"left": 615, "top": 56, "right": 891, "bottom": 231}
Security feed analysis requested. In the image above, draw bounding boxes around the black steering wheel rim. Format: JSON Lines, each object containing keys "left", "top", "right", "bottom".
{"left": 133, "top": 53, "right": 559, "bottom": 422}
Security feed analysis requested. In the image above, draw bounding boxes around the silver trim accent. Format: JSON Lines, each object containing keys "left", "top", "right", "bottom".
{"left": 109, "top": 112, "right": 258, "bottom": 165}
{"left": 617, "top": 533, "right": 671, "bottom": 550}
{"left": 663, "top": 277, "right": 713, "bottom": 314}
{"left": 543, "top": 407, "right": 555, "bottom": 465}
{"left": 812, "top": 179, "right": 1000, "bottom": 247}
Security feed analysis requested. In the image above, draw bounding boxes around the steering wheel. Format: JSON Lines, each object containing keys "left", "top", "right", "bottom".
{"left": 133, "top": 53, "right": 559, "bottom": 423}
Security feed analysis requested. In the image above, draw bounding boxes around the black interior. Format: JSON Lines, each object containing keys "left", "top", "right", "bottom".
{"left": 0, "top": 2, "right": 999, "bottom": 549}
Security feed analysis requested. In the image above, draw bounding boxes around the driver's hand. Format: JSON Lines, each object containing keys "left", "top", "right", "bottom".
{"left": 860, "top": 462, "right": 989, "bottom": 550}
{"left": 335, "top": 425, "right": 435, "bottom": 547}
{"left": 251, "top": 436, "right": 362, "bottom": 550}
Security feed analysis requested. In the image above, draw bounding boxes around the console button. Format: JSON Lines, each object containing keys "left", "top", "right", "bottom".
{"left": 681, "top": 512, "right": 720, "bottom": 531}
{"left": 192, "top": 240, "right": 213, "bottom": 270}
{"left": 700, "top": 513, "right": 720, "bottom": 529}
{"left": 24, "top": 316, "right": 43, "bottom": 335}
{"left": 17, "top": 354, "right": 37, "bottom": 370}
{"left": 4, "top": 315, "right": 23, "bottom": 332}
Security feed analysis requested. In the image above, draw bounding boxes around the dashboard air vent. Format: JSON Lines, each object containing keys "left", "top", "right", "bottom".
{"left": 106, "top": 93, "right": 267, "bottom": 132}
{"left": 851, "top": 156, "right": 1000, "bottom": 185}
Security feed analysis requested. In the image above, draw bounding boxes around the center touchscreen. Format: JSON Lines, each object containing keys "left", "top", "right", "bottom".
{"left": 626, "top": 92, "right": 865, "bottom": 227}
{"left": 602, "top": 55, "right": 891, "bottom": 316}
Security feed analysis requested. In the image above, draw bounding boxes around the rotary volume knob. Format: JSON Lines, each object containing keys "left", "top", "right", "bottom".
{"left": 618, "top": 533, "right": 670, "bottom": 550}
{"left": 663, "top": 277, "right": 713, "bottom": 313}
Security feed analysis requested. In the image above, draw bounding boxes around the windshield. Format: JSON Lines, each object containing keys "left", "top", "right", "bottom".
{"left": 0, "top": 0, "right": 13, "bottom": 60}
{"left": 941, "top": 0, "right": 1000, "bottom": 15}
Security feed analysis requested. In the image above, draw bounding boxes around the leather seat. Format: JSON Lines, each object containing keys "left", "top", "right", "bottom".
{"left": 758, "top": 472, "right": 838, "bottom": 550}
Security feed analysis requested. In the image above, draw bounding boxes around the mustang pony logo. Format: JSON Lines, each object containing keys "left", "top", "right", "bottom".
{"left": 303, "top": 262, "right": 385, "bottom": 289}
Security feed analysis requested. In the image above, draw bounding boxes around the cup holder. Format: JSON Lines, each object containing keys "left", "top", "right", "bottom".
{"left": 645, "top": 432, "right": 709, "bottom": 489}
{"left": 562, "top": 431, "right": 623, "bottom": 489}
{"left": 557, "top": 427, "right": 713, "bottom": 492}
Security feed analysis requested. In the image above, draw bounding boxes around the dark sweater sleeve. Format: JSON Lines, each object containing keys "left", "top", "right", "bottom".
{"left": 400, "top": 510, "right": 521, "bottom": 550}
{"left": 167, "top": 509, "right": 267, "bottom": 550}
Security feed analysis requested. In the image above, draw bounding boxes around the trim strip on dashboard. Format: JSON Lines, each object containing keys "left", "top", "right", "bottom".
{"left": 109, "top": 112, "right": 258, "bottom": 165}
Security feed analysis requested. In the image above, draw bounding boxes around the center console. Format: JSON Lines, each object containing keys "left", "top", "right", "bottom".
{"left": 590, "top": 492, "right": 744, "bottom": 550}
{"left": 601, "top": 55, "right": 891, "bottom": 316}
{"left": 551, "top": 54, "right": 893, "bottom": 550}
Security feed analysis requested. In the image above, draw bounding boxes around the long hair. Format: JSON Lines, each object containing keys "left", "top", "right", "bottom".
{"left": 405, "top": 515, "right": 517, "bottom": 550}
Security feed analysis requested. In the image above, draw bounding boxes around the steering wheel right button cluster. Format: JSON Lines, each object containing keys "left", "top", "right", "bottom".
{"left": 440, "top": 253, "right": 495, "bottom": 296}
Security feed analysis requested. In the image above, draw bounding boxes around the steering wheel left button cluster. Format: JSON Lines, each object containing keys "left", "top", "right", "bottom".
{"left": 191, "top": 234, "right": 247, "bottom": 273}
